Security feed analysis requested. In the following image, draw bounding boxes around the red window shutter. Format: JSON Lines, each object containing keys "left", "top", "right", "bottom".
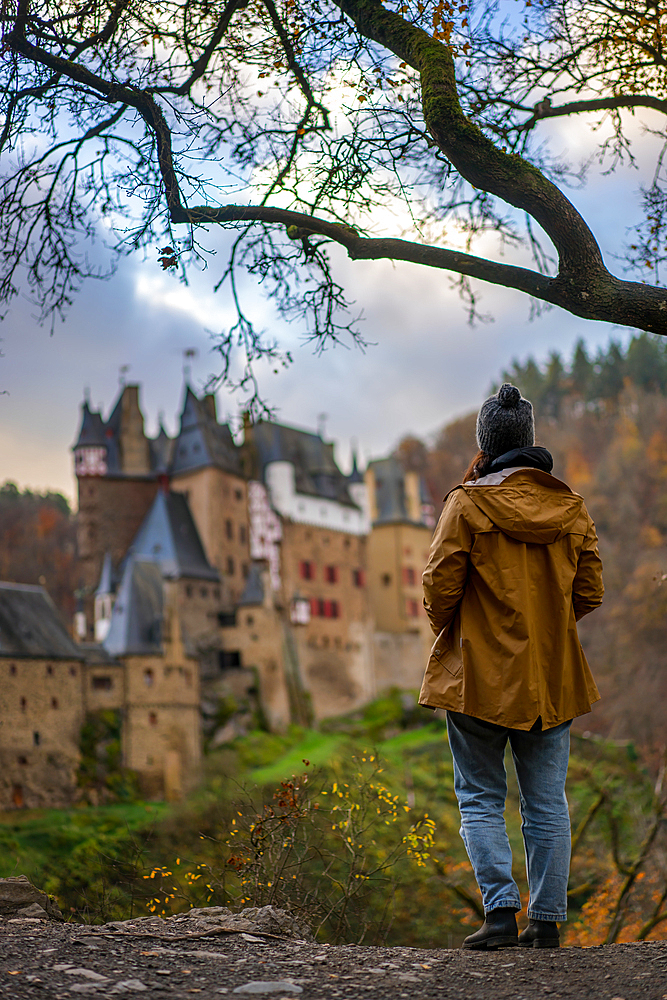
{"left": 310, "top": 597, "right": 319, "bottom": 616}
{"left": 332, "top": 600, "right": 340, "bottom": 619}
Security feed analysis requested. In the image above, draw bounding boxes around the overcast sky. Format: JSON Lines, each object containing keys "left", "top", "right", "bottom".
{"left": 0, "top": 112, "right": 659, "bottom": 505}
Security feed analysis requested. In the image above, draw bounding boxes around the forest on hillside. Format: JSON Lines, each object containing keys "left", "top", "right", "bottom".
{"left": 0, "top": 482, "right": 77, "bottom": 620}
{"left": 399, "top": 333, "right": 667, "bottom": 751}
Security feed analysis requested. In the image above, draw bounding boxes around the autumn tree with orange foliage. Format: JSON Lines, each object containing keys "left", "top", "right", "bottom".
{"left": 0, "top": 481, "right": 77, "bottom": 620}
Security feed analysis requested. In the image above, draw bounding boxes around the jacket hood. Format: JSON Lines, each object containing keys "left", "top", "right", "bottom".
{"left": 487, "top": 445, "right": 553, "bottom": 475}
{"left": 463, "top": 469, "right": 583, "bottom": 544}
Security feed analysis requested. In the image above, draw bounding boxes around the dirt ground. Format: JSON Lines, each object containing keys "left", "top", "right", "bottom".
{"left": 1, "top": 917, "right": 666, "bottom": 1000}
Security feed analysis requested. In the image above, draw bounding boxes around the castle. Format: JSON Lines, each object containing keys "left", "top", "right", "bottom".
{"left": 0, "top": 382, "right": 437, "bottom": 807}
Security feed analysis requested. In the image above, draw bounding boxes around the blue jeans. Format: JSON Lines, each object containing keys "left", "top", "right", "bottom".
{"left": 446, "top": 711, "right": 572, "bottom": 922}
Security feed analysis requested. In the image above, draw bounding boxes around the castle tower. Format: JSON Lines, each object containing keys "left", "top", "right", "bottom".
{"left": 169, "top": 386, "right": 250, "bottom": 604}
{"left": 73, "top": 385, "right": 162, "bottom": 640}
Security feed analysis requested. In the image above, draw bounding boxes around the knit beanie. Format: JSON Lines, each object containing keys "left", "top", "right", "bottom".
{"left": 476, "top": 383, "right": 535, "bottom": 458}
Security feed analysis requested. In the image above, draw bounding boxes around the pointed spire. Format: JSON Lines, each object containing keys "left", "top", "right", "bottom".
{"left": 348, "top": 443, "right": 364, "bottom": 484}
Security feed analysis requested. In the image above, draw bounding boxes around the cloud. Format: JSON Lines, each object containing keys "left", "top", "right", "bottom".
{"left": 0, "top": 104, "right": 659, "bottom": 500}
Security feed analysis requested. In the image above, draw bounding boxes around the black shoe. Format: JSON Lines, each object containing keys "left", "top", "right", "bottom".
{"left": 462, "top": 908, "right": 518, "bottom": 950}
{"left": 518, "top": 918, "right": 560, "bottom": 949}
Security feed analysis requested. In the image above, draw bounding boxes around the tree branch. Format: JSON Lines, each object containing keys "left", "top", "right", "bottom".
{"left": 525, "top": 94, "right": 667, "bottom": 130}
{"left": 169, "top": 201, "right": 667, "bottom": 331}
{"left": 330, "top": 0, "right": 607, "bottom": 278}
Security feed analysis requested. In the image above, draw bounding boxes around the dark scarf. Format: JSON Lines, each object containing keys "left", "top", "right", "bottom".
{"left": 487, "top": 445, "right": 554, "bottom": 475}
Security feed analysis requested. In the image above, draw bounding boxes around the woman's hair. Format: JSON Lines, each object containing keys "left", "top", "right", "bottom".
{"left": 463, "top": 450, "right": 493, "bottom": 483}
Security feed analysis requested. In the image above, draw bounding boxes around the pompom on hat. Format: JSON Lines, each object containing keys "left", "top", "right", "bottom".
{"left": 476, "top": 383, "right": 535, "bottom": 458}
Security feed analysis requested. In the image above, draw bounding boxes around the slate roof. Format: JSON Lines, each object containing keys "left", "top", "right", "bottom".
{"left": 348, "top": 449, "right": 364, "bottom": 485}
{"left": 149, "top": 424, "right": 174, "bottom": 474}
{"left": 73, "top": 401, "right": 107, "bottom": 449}
{"left": 237, "top": 563, "right": 265, "bottom": 606}
{"left": 171, "top": 387, "right": 242, "bottom": 476}
{"left": 251, "top": 420, "right": 357, "bottom": 506}
{"left": 129, "top": 490, "right": 220, "bottom": 581}
{"left": 0, "top": 582, "right": 84, "bottom": 660}
{"left": 103, "top": 557, "right": 164, "bottom": 657}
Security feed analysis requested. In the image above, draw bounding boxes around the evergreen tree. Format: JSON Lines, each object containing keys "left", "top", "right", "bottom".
{"left": 625, "top": 334, "right": 667, "bottom": 394}
{"left": 571, "top": 340, "right": 593, "bottom": 399}
{"left": 542, "top": 352, "right": 566, "bottom": 419}
{"left": 593, "top": 340, "right": 626, "bottom": 404}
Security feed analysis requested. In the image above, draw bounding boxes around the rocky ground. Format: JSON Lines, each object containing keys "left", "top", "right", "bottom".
{"left": 1, "top": 914, "right": 667, "bottom": 1000}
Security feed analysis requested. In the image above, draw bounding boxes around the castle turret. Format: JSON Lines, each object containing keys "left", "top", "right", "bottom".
{"left": 73, "top": 401, "right": 108, "bottom": 477}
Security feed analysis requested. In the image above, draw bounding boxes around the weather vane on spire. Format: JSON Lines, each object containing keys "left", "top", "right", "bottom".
{"left": 183, "top": 348, "right": 197, "bottom": 379}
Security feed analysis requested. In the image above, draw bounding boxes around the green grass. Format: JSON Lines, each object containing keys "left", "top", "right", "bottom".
{"left": 0, "top": 693, "right": 659, "bottom": 942}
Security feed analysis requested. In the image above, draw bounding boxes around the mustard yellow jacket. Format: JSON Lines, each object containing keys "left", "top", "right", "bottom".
{"left": 419, "top": 468, "right": 603, "bottom": 730}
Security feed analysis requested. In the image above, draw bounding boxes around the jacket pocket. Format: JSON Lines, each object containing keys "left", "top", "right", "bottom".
{"left": 429, "top": 626, "right": 463, "bottom": 678}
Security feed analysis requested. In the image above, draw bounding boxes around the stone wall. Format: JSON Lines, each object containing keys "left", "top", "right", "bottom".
{"left": 279, "top": 521, "right": 376, "bottom": 720}
{"left": 121, "top": 648, "right": 201, "bottom": 801}
{"left": 0, "top": 657, "right": 84, "bottom": 808}
{"left": 171, "top": 468, "right": 250, "bottom": 604}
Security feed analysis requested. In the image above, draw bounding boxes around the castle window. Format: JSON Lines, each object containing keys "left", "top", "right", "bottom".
{"left": 225, "top": 519, "right": 233, "bottom": 540}
{"left": 239, "top": 525, "right": 247, "bottom": 544}
{"left": 186, "top": 584, "right": 193, "bottom": 597}
{"left": 300, "top": 560, "right": 315, "bottom": 581}
{"left": 219, "top": 650, "right": 242, "bottom": 670}
{"left": 17, "top": 756, "right": 27, "bottom": 766}
{"left": 226, "top": 556, "right": 235, "bottom": 575}
{"left": 343, "top": 538, "right": 351, "bottom": 548}
{"left": 246, "top": 616, "right": 254, "bottom": 626}
{"left": 46, "top": 664, "right": 53, "bottom": 676}
{"left": 213, "top": 588, "right": 221, "bottom": 600}
{"left": 92, "top": 676, "right": 113, "bottom": 691}
{"left": 406, "top": 599, "right": 419, "bottom": 618}
{"left": 200, "top": 586, "right": 209, "bottom": 598}
{"left": 242, "top": 563, "right": 249, "bottom": 578}
{"left": 9, "top": 664, "right": 16, "bottom": 676}
{"left": 309, "top": 598, "right": 327, "bottom": 617}
{"left": 144, "top": 668, "right": 154, "bottom": 687}
{"left": 353, "top": 569, "right": 365, "bottom": 588}
{"left": 403, "top": 567, "right": 417, "bottom": 586}
{"left": 324, "top": 565, "right": 338, "bottom": 584}
{"left": 51, "top": 697, "right": 59, "bottom": 709}
{"left": 218, "top": 612, "right": 236, "bottom": 627}
{"left": 235, "top": 488, "right": 243, "bottom": 501}
{"left": 381, "top": 573, "right": 392, "bottom": 587}
{"left": 317, "top": 600, "right": 340, "bottom": 619}
{"left": 20, "top": 697, "right": 26, "bottom": 712}
{"left": 70, "top": 666, "right": 77, "bottom": 676}
{"left": 149, "top": 712, "right": 158, "bottom": 726}
{"left": 33, "top": 732, "right": 40, "bottom": 746}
